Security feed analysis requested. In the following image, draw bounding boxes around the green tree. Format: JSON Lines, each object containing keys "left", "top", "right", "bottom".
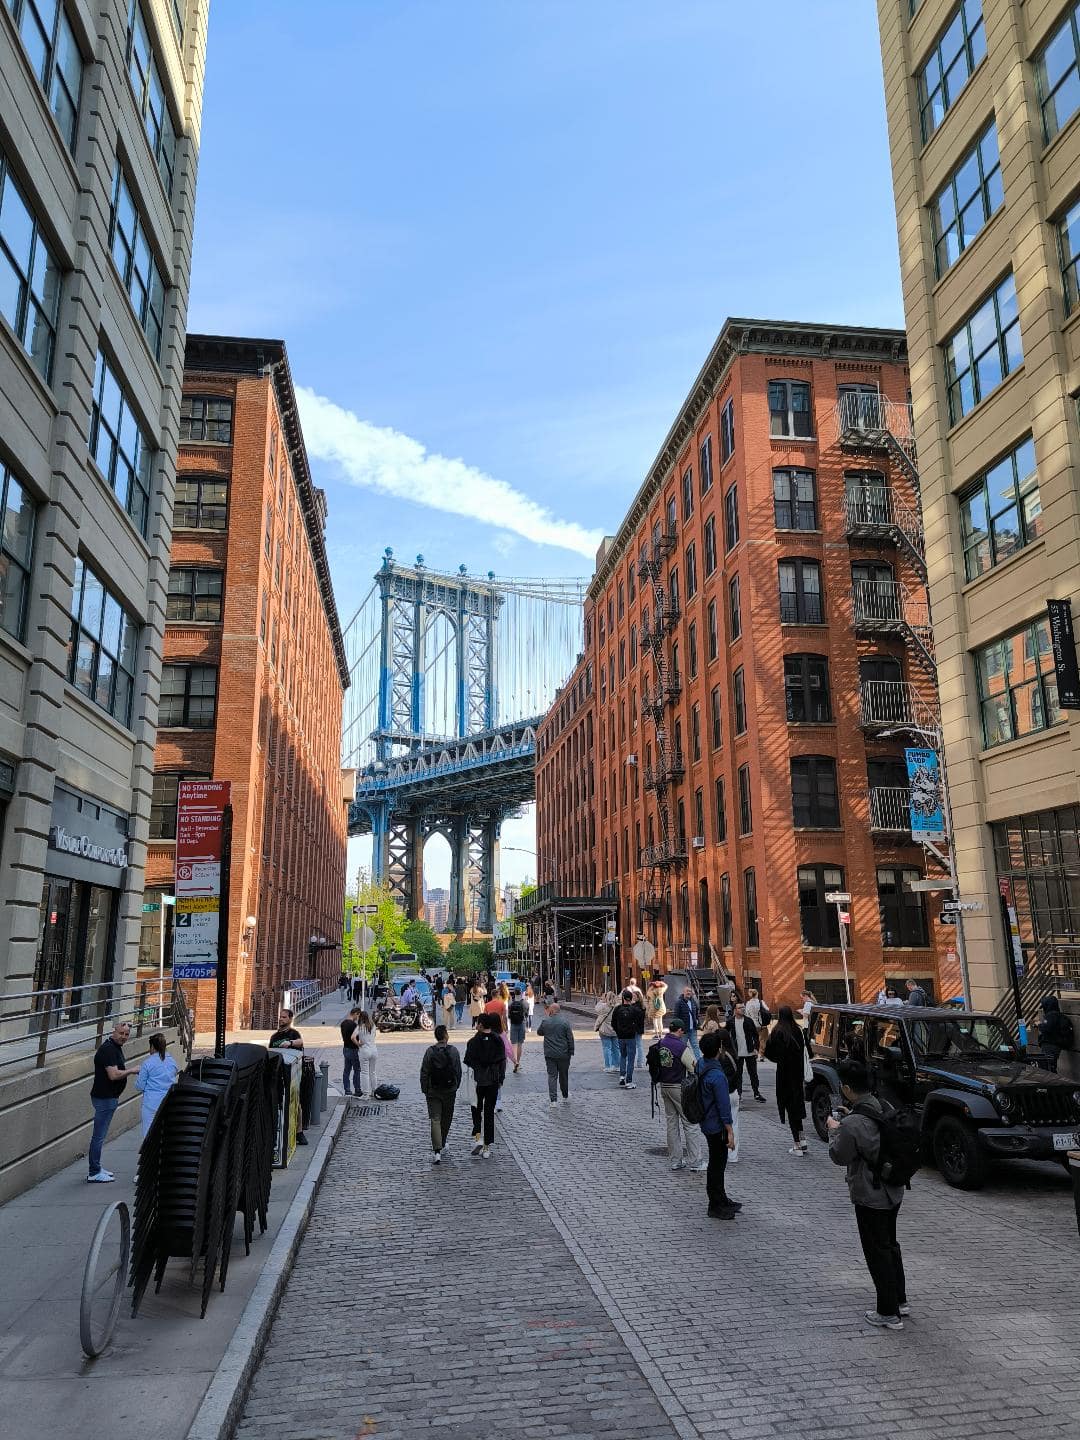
{"left": 343, "top": 878, "right": 406, "bottom": 980}
{"left": 403, "top": 918, "right": 443, "bottom": 970}
{"left": 445, "top": 938, "right": 495, "bottom": 977}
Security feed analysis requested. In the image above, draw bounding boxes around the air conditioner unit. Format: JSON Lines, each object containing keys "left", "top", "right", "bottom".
{"left": 691, "top": 836, "right": 706, "bottom": 849}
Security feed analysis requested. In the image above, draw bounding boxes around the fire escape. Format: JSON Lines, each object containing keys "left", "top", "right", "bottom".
{"left": 637, "top": 522, "right": 686, "bottom": 931}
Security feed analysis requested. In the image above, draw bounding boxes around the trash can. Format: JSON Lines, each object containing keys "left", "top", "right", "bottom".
{"left": 302, "top": 1054, "right": 318, "bottom": 1125}
{"left": 318, "top": 1060, "right": 329, "bottom": 1115}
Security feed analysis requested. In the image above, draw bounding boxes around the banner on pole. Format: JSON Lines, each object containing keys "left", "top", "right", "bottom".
{"left": 905, "top": 747, "right": 945, "bottom": 841}
{"left": 1047, "top": 598, "right": 1080, "bottom": 708}
{"left": 173, "top": 780, "right": 230, "bottom": 980}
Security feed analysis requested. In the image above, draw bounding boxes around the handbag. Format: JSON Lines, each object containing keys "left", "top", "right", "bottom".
{"left": 802, "top": 1039, "right": 814, "bottom": 1084}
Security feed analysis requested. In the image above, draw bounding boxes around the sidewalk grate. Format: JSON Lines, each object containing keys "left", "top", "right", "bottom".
{"left": 345, "top": 1103, "right": 385, "bottom": 1119}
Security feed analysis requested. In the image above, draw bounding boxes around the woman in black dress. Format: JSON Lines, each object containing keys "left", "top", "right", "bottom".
{"left": 763, "top": 1005, "right": 811, "bottom": 1155}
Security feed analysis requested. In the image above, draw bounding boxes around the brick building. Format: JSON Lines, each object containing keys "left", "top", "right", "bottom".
{"left": 537, "top": 318, "right": 955, "bottom": 1006}
{"left": 141, "top": 335, "right": 352, "bottom": 1028}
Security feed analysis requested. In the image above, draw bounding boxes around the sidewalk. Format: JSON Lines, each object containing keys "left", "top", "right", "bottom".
{"left": 0, "top": 1045, "right": 341, "bottom": 1440}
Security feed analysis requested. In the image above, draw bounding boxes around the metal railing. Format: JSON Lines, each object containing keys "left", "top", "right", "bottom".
{"left": 639, "top": 836, "right": 688, "bottom": 868}
{"left": 0, "top": 976, "right": 192, "bottom": 1074}
{"left": 859, "top": 679, "right": 939, "bottom": 734}
{"left": 869, "top": 787, "right": 911, "bottom": 834}
{"left": 843, "top": 487, "right": 924, "bottom": 561}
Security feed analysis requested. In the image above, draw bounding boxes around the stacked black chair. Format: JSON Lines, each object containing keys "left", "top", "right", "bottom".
{"left": 223, "top": 1044, "right": 279, "bottom": 1248}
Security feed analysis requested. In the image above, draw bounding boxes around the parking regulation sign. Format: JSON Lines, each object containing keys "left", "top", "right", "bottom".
{"left": 172, "top": 780, "right": 230, "bottom": 981}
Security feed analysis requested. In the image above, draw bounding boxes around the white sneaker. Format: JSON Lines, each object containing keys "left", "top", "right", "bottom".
{"left": 87, "top": 1170, "right": 114, "bottom": 1183}
{"left": 481, "top": 1146, "right": 492, "bottom": 1159}
{"left": 670, "top": 1159, "right": 686, "bottom": 1170}
{"left": 688, "top": 1162, "right": 708, "bottom": 1172}
{"left": 898, "top": 1303, "right": 911, "bottom": 1316}
{"left": 788, "top": 1145, "right": 805, "bottom": 1156}
{"left": 471, "top": 1140, "right": 484, "bottom": 1156}
{"left": 431, "top": 1151, "right": 441, "bottom": 1165}
{"left": 624, "top": 1081, "right": 636, "bottom": 1090}
{"left": 865, "top": 1310, "right": 903, "bottom": 1330}
{"left": 560, "top": 1095, "right": 570, "bottom": 1104}
{"left": 549, "top": 1100, "right": 559, "bottom": 1108}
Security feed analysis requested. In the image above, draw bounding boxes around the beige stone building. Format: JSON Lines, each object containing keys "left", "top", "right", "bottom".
{"left": 876, "top": 0, "right": 1080, "bottom": 1011}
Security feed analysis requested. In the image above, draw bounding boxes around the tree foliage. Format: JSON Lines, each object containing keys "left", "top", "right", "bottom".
{"left": 342, "top": 878, "right": 406, "bottom": 979}
{"left": 445, "top": 938, "right": 494, "bottom": 977}
{"left": 403, "top": 918, "right": 443, "bottom": 969}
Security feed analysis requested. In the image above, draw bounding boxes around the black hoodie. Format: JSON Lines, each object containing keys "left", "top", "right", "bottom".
{"left": 1039, "top": 996, "right": 1074, "bottom": 1051}
{"left": 464, "top": 1030, "right": 507, "bottom": 1088}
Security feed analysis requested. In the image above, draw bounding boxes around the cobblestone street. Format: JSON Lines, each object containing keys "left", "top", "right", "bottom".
{"left": 237, "top": 1014, "right": 1080, "bottom": 1440}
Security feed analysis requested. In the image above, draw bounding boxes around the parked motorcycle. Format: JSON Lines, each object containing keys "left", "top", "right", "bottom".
{"left": 374, "top": 1000, "right": 434, "bottom": 1033}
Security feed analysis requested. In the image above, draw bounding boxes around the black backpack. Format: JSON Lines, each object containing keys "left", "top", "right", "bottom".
{"left": 645, "top": 1043, "right": 665, "bottom": 1084}
{"left": 680, "top": 1071, "right": 706, "bottom": 1126}
{"left": 855, "top": 1101, "right": 922, "bottom": 1188}
{"left": 508, "top": 999, "right": 525, "bottom": 1025}
{"left": 428, "top": 1047, "right": 457, "bottom": 1089}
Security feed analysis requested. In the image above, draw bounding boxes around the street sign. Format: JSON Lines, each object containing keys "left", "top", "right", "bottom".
{"left": 825, "top": 891, "right": 852, "bottom": 904}
{"left": 1047, "top": 598, "right": 1080, "bottom": 708}
{"left": 941, "top": 900, "right": 982, "bottom": 913}
{"left": 907, "top": 879, "right": 955, "bottom": 892}
{"left": 354, "top": 904, "right": 378, "bottom": 915}
{"left": 605, "top": 918, "right": 617, "bottom": 944}
{"left": 939, "top": 912, "right": 957, "bottom": 926}
{"left": 632, "top": 937, "right": 656, "bottom": 966}
{"left": 839, "top": 911, "right": 850, "bottom": 925}
{"left": 357, "top": 924, "right": 375, "bottom": 953}
{"left": 142, "top": 902, "right": 159, "bottom": 913}
{"left": 172, "top": 780, "right": 230, "bottom": 981}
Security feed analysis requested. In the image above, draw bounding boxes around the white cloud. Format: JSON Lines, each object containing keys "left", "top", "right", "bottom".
{"left": 296, "top": 387, "right": 603, "bottom": 559}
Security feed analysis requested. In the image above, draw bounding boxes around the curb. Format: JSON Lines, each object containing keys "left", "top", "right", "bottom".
{"left": 185, "top": 1102, "right": 347, "bottom": 1440}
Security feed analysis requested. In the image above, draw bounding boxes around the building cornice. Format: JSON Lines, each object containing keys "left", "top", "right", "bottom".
{"left": 184, "top": 334, "right": 350, "bottom": 690}
{"left": 587, "top": 316, "right": 907, "bottom": 600}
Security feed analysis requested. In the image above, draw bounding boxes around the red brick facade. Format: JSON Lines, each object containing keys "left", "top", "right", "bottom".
{"left": 536, "top": 319, "right": 955, "bottom": 1008}
{"left": 143, "top": 336, "right": 350, "bottom": 1029}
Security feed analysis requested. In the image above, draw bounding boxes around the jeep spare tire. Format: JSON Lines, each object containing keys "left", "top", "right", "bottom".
{"left": 810, "top": 1082, "right": 833, "bottom": 1143}
{"left": 932, "top": 1114, "right": 987, "bottom": 1190}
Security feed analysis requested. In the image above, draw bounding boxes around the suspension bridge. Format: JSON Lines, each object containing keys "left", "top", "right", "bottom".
{"left": 341, "top": 550, "right": 586, "bottom": 931}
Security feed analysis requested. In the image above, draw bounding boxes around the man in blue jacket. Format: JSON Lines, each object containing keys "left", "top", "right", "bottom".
{"left": 697, "top": 1030, "right": 738, "bottom": 1217}
{"left": 674, "top": 984, "right": 702, "bottom": 1062}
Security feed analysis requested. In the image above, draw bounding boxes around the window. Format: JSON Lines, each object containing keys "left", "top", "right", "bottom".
{"left": 720, "top": 396, "right": 735, "bottom": 463}
{"left": 682, "top": 466, "right": 694, "bottom": 520}
{"left": 0, "top": 149, "right": 62, "bottom": 382}
{"left": 791, "top": 755, "right": 839, "bottom": 828}
{"left": 778, "top": 558, "right": 823, "bottom": 624}
{"left": 127, "top": 1, "right": 179, "bottom": 196}
{"left": 109, "top": 164, "right": 167, "bottom": 358}
{"left": 845, "top": 469, "right": 889, "bottom": 526}
{"left": 917, "top": 0, "right": 986, "bottom": 142}
{"left": 975, "top": 616, "right": 1062, "bottom": 749}
{"left": 629, "top": 624, "right": 637, "bottom": 668}
{"left": 166, "top": 567, "right": 223, "bottom": 622}
{"left": 6, "top": 0, "right": 82, "bottom": 148}
{"left": 714, "top": 777, "right": 726, "bottom": 841}
{"left": 799, "top": 865, "right": 844, "bottom": 947}
{"left": 617, "top": 580, "right": 624, "bottom": 619}
{"left": 721, "top": 872, "right": 732, "bottom": 947}
{"left": 0, "top": 462, "right": 35, "bottom": 641}
{"left": 710, "top": 684, "right": 723, "bottom": 749}
{"left": 618, "top": 639, "right": 626, "bottom": 681}
{"left": 931, "top": 122, "right": 1002, "bottom": 276}
{"left": 173, "top": 476, "right": 226, "bottom": 530}
{"left": 772, "top": 468, "right": 817, "bottom": 530}
{"left": 150, "top": 771, "right": 209, "bottom": 839}
{"left": 738, "top": 763, "right": 752, "bottom": 834}
{"left": 1036, "top": 2, "right": 1080, "bottom": 142}
{"left": 67, "top": 559, "right": 138, "bottom": 726}
{"left": 628, "top": 562, "right": 636, "bottom": 603}
{"left": 784, "top": 654, "right": 831, "bottom": 723}
{"left": 723, "top": 485, "right": 739, "bottom": 551}
{"left": 707, "top": 599, "right": 718, "bottom": 660}
{"left": 180, "top": 395, "right": 233, "bottom": 443}
{"left": 728, "top": 575, "right": 741, "bottom": 641}
{"left": 703, "top": 515, "right": 717, "bottom": 577}
{"left": 694, "top": 786, "right": 705, "bottom": 838}
{"left": 668, "top": 568, "right": 679, "bottom": 618}
{"left": 699, "top": 435, "right": 713, "bottom": 495}
{"left": 159, "top": 663, "right": 217, "bottom": 728}
{"left": 944, "top": 273, "right": 1022, "bottom": 423}
{"left": 691, "top": 703, "right": 701, "bottom": 762}
{"left": 89, "top": 350, "right": 153, "bottom": 534}
{"left": 768, "top": 379, "right": 812, "bottom": 438}
{"left": 665, "top": 497, "right": 677, "bottom": 536}
{"left": 1059, "top": 195, "right": 1080, "bottom": 313}
{"left": 878, "top": 867, "right": 929, "bottom": 948}
{"left": 685, "top": 542, "right": 697, "bottom": 598}
{"left": 959, "top": 437, "right": 1040, "bottom": 579}
{"left": 744, "top": 867, "right": 759, "bottom": 947}
{"left": 687, "top": 620, "right": 698, "bottom": 680}
{"left": 733, "top": 666, "right": 746, "bottom": 735}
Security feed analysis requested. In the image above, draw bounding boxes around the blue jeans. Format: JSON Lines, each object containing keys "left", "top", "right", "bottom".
{"left": 89, "top": 1097, "right": 118, "bottom": 1175}
{"left": 342, "top": 1046, "right": 364, "bottom": 1094}
{"left": 618, "top": 1036, "right": 637, "bottom": 1082}
{"left": 455, "top": 1003, "right": 466, "bottom": 1023}
{"left": 687, "top": 1030, "right": 702, "bottom": 1063}
{"left": 601, "top": 1034, "right": 619, "bottom": 1069}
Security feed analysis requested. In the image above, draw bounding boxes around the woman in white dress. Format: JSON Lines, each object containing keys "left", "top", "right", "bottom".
{"left": 135, "top": 1032, "right": 178, "bottom": 1136}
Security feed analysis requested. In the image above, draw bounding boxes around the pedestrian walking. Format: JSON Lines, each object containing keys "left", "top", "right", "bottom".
{"left": 351, "top": 974, "right": 363, "bottom": 1004}
{"left": 536, "top": 998, "right": 576, "bottom": 1105}
{"left": 453, "top": 975, "right": 468, "bottom": 1024}
{"left": 716, "top": 1033, "right": 741, "bottom": 1163}
{"left": 441, "top": 979, "right": 457, "bottom": 1031}
{"left": 646, "top": 1017, "right": 705, "bottom": 1171}
{"left": 134, "top": 1032, "right": 177, "bottom": 1137}
{"left": 725, "top": 1001, "right": 766, "bottom": 1103}
{"left": 338, "top": 971, "right": 348, "bottom": 996}
{"left": 421, "top": 1023, "right": 462, "bottom": 1163}
{"left": 904, "top": 979, "right": 929, "bottom": 1006}
{"left": 507, "top": 988, "right": 528, "bottom": 1072}
{"left": 339, "top": 1006, "right": 364, "bottom": 1095}
{"left": 826, "top": 1058, "right": 909, "bottom": 1330}
{"left": 610, "top": 988, "right": 645, "bottom": 1088}
{"left": 595, "top": 990, "right": 619, "bottom": 1072}
{"left": 625, "top": 976, "right": 646, "bottom": 1067}
{"left": 1038, "top": 994, "right": 1074, "bottom": 1071}
{"left": 88, "top": 1020, "right": 139, "bottom": 1182}
{"left": 763, "top": 1005, "right": 811, "bottom": 1155}
{"left": 468, "top": 982, "right": 485, "bottom": 1027}
{"left": 674, "top": 984, "right": 702, "bottom": 1062}
{"left": 645, "top": 978, "right": 668, "bottom": 1039}
{"left": 798, "top": 989, "right": 817, "bottom": 1023}
{"left": 697, "top": 1031, "right": 738, "bottom": 1217}
{"left": 464, "top": 1013, "right": 506, "bottom": 1158}
{"left": 354, "top": 1010, "right": 378, "bottom": 1097}
{"left": 524, "top": 982, "right": 536, "bottom": 1030}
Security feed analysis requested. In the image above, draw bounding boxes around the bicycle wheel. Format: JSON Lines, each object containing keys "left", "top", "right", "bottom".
{"left": 79, "top": 1201, "right": 130, "bottom": 1358}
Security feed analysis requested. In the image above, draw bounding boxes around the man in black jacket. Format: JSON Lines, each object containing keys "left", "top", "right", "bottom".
{"left": 610, "top": 989, "right": 645, "bottom": 1089}
{"left": 463, "top": 1014, "right": 506, "bottom": 1157}
{"left": 725, "top": 1001, "right": 766, "bottom": 1102}
{"left": 674, "top": 985, "right": 702, "bottom": 1062}
{"left": 420, "top": 1024, "right": 462, "bottom": 1163}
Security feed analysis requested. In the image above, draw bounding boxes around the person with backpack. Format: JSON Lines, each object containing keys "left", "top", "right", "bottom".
{"left": 420, "top": 1024, "right": 462, "bottom": 1164}
{"left": 536, "top": 999, "right": 576, "bottom": 1105}
{"left": 646, "top": 1017, "right": 706, "bottom": 1171}
{"left": 508, "top": 988, "right": 528, "bottom": 1072}
{"left": 826, "top": 1058, "right": 912, "bottom": 1330}
{"left": 610, "top": 988, "right": 645, "bottom": 1088}
{"left": 463, "top": 1013, "right": 506, "bottom": 1158}
{"left": 1037, "top": 994, "right": 1074, "bottom": 1071}
{"left": 696, "top": 1030, "right": 737, "bottom": 1217}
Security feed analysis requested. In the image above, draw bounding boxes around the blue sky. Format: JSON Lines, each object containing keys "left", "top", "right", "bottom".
{"left": 187, "top": 1, "right": 905, "bottom": 889}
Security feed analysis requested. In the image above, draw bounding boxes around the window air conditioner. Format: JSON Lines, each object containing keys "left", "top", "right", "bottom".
{"left": 691, "top": 836, "right": 706, "bottom": 849}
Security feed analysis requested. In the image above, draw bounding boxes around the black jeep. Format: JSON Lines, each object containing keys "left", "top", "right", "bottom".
{"left": 806, "top": 1003, "right": 1080, "bottom": 1189}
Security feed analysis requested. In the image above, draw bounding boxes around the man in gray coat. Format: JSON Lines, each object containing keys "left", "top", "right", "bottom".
{"left": 537, "top": 1001, "right": 576, "bottom": 1107}
{"left": 826, "top": 1058, "right": 908, "bottom": 1330}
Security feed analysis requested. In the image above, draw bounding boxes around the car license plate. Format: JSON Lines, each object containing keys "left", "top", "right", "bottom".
{"left": 1052, "top": 1132, "right": 1080, "bottom": 1151}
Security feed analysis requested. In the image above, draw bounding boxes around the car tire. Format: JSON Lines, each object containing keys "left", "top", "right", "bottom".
{"left": 932, "top": 1114, "right": 987, "bottom": 1189}
{"left": 810, "top": 1082, "right": 833, "bottom": 1143}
